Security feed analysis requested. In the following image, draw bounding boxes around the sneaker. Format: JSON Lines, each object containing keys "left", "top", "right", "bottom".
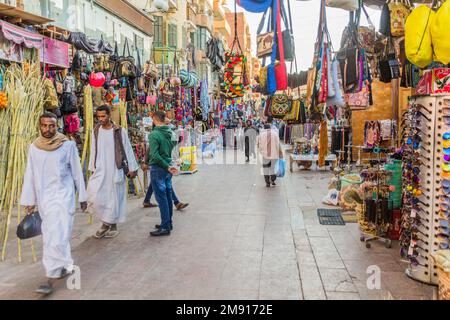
{"left": 94, "top": 224, "right": 110, "bottom": 239}
{"left": 150, "top": 229, "right": 171, "bottom": 237}
{"left": 143, "top": 202, "right": 158, "bottom": 208}
{"left": 155, "top": 224, "right": 173, "bottom": 231}
{"left": 175, "top": 203, "right": 189, "bottom": 211}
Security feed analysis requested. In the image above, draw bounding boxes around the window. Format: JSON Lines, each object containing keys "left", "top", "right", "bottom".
{"left": 182, "top": 26, "right": 187, "bottom": 49}
{"left": 134, "top": 34, "right": 144, "bottom": 60}
{"left": 196, "top": 27, "right": 210, "bottom": 51}
{"left": 153, "top": 16, "right": 163, "bottom": 47}
{"left": 168, "top": 24, "right": 177, "bottom": 49}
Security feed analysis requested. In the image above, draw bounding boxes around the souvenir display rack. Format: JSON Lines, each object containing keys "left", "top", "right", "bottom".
{"left": 400, "top": 95, "right": 450, "bottom": 285}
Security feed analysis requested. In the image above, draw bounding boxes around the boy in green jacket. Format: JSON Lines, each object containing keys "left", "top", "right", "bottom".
{"left": 148, "top": 111, "right": 179, "bottom": 236}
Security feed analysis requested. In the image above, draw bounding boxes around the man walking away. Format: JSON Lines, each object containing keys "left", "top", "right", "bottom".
{"left": 20, "top": 112, "right": 87, "bottom": 295}
{"left": 257, "top": 121, "right": 283, "bottom": 188}
{"left": 87, "top": 105, "right": 138, "bottom": 239}
{"left": 148, "top": 111, "right": 178, "bottom": 236}
{"left": 244, "top": 120, "right": 258, "bottom": 163}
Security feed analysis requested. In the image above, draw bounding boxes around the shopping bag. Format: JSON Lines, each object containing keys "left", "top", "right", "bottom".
{"left": 16, "top": 211, "right": 42, "bottom": 240}
{"left": 276, "top": 159, "right": 286, "bottom": 178}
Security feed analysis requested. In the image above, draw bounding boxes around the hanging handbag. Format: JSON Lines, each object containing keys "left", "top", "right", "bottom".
{"left": 256, "top": 7, "right": 274, "bottom": 58}
{"left": 274, "top": 0, "right": 288, "bottom": 91}
{"left": 136, "top": 49, "right": 145, "bottom": 91}
{"left": 378, "top": 37, "right": 399, "bottom": 83}
{"left": 346, "top": 83, "right": 370, "bottom": 109}
{"left": 326, "top": 0, "right": 359, "bottom": 11}
{"left": 271, "top": 93, "right": 291, "bottom": 118}
{"left": 115, "top": 39, "right": 137, "bottom": 79}
{"left": 358, "top": 5, "right": 377, "bottom": 54}
{"left": 388, "top": 0, "right": 411, "bottom": 37}
{"left": 276, "top": 0, "right": 295, "bottom": 62}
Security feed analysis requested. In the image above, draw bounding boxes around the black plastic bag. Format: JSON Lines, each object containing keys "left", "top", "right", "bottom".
{"left": 16, "top": 212, "right": 42, "bottom": 240}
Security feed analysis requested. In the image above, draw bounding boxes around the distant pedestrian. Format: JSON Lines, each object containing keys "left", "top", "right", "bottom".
{"left": 257, "top": 120, "right": 283, "bottom": 188}
{"left": 244, "top": 120, "right": 257, "bottom": 163}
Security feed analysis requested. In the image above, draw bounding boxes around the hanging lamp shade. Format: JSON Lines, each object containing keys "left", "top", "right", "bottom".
{"left": 89, "top": 72, "right": 106, "bottom": 87}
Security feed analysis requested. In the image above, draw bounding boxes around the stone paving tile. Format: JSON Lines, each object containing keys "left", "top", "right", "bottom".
{"left": 319, "top": 268, "right": 358, "bottom": 293}
{"left": 326, "top": 292, "right": 361, "bottom": 300}
{"left": 298, "top": 265, "right": 327, "bottom": 300}
{"left": 259, "top": 277, "right": 303, "bottom": 300}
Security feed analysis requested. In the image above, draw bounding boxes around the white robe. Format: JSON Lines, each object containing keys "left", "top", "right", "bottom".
{"left": 20, "top": 141, "right": 87, "bottom": 279}
{"left": 87, "top": 127, "right": 138, "bottom": 225}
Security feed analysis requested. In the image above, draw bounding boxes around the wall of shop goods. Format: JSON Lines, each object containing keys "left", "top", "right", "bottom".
{"left": 351, "top": 81, "right": 414, "bottom": 159}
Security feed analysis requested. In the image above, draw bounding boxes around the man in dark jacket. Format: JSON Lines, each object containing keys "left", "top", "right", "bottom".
{"left": 148, "top": 111, "right": 178, "bottom": 236}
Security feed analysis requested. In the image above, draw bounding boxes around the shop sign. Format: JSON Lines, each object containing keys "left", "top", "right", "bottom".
{"left": 433, "top": 68, "right": 450, "bottom": 94}
{"left": 41, "top": 37, "right": 69, "bottom": 68}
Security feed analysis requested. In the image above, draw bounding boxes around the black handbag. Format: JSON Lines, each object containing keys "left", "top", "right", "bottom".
{"left": 17, "top": 212, "right": 42, "bottom": 240}
{"left": 277, "top": 0, "right": 295, "bottom": 62}
{"left": 378, "top": 38, "right": 399, "bottom": 83}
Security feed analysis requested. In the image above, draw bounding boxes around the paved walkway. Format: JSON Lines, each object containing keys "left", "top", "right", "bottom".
{"left": 0, "top": 149, "right": 435, "bottom": 300}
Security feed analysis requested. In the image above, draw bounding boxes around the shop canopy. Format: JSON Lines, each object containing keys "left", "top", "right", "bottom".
{"left": 0, "top": 20, "right": 43, "bottom": 49}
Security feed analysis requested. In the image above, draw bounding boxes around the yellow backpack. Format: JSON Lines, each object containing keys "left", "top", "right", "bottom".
{"left": 44, "top": 78, "right": 59, "bottom": 110}
{"left": 431, "top": 0, "right": 450, "bottom": 64}
{"left": 405, "top": 5, "right": 435, "bottom": 68}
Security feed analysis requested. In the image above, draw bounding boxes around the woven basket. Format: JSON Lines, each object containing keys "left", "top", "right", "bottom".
{"left": 438, "top": 269, "right": 450, "bottom": 300}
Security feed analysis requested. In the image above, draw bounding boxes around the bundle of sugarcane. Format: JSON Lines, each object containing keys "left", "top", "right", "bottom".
{"left": 81, "top": 85, "right": 93, "bottom": 170}
{"left": 0, "top": 63, "right": 45, "bottom": 261}
{"left": 0, "top": 89, "right": 11, "bottom": 244}
{"left": 81, "top": 85, "right": 93, "bottom": 224}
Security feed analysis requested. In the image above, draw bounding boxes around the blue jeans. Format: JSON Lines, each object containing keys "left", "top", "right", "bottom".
{"left": 144, "top": 181, "right": 179, "bottom": 205}
{"left": 150, "top": 166, "right": 173, "bottom": 230}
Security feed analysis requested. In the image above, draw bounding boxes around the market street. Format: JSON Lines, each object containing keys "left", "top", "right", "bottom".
{"left": 0, "top": 149, "right": 435, "bottom": 300}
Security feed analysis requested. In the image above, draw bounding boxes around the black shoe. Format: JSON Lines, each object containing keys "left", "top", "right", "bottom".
{"left": 155, "top": 224, "right": 173, "bottom": 230}
{"left": 271, "top": 181, "right": 276, "bottom": 186}
{"left": 150, "top": 229, "right": 171, "bottom": 236}
{"left": 266, "top": 183, "right": 271, "bottom": 188}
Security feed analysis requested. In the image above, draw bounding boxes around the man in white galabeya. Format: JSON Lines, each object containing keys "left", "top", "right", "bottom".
{"left": 20, "top": 112, "right": 88, "bottom": 295}
{"left": 87, "top": 105, "right": 138, "bottom": 239}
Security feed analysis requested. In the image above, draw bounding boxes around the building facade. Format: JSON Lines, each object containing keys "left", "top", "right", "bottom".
{"left": 21, "top": 0, "right": 153, "bottom": 61}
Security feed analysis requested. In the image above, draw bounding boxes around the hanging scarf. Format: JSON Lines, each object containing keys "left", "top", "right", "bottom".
{"left": 318, "top": 120, "right": 328, "bottom": 167}
{"left": 33, "top": 132, "right": 68, "bottom": 152}
{"left": 200, "top": 80, "right": 210, "bottom": 121}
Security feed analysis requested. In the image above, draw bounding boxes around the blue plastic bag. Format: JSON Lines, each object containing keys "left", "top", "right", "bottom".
{"left": 276, "top": 159, "right": 286, "bottom": 178}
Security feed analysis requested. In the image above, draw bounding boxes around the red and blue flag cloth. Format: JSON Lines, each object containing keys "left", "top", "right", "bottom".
{"left": 236, "top": 0, "right": 273, "bottom": 13}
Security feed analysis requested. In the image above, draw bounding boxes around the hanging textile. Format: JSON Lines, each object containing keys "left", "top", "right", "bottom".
{"left": 200, "top": 80, "right": 210, "bottom": 121}
{"left": 222, "top": 1, "right": 247, "bottom": 98}
{"left": 318, "top": 119, "right": 328, "bottom": 167}
{"left": 237, "top": 0, "right": 273, "bottom": 13}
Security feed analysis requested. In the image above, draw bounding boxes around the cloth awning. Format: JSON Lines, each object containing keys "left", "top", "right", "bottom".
{"left": 237, "top": 0, "right": 273, "bottom": 13}
{"left": 61, "top": 32, "right": 113, "bottom": 54}
{"left": 0, "top": 20, "right": 43, "bottom": 49}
